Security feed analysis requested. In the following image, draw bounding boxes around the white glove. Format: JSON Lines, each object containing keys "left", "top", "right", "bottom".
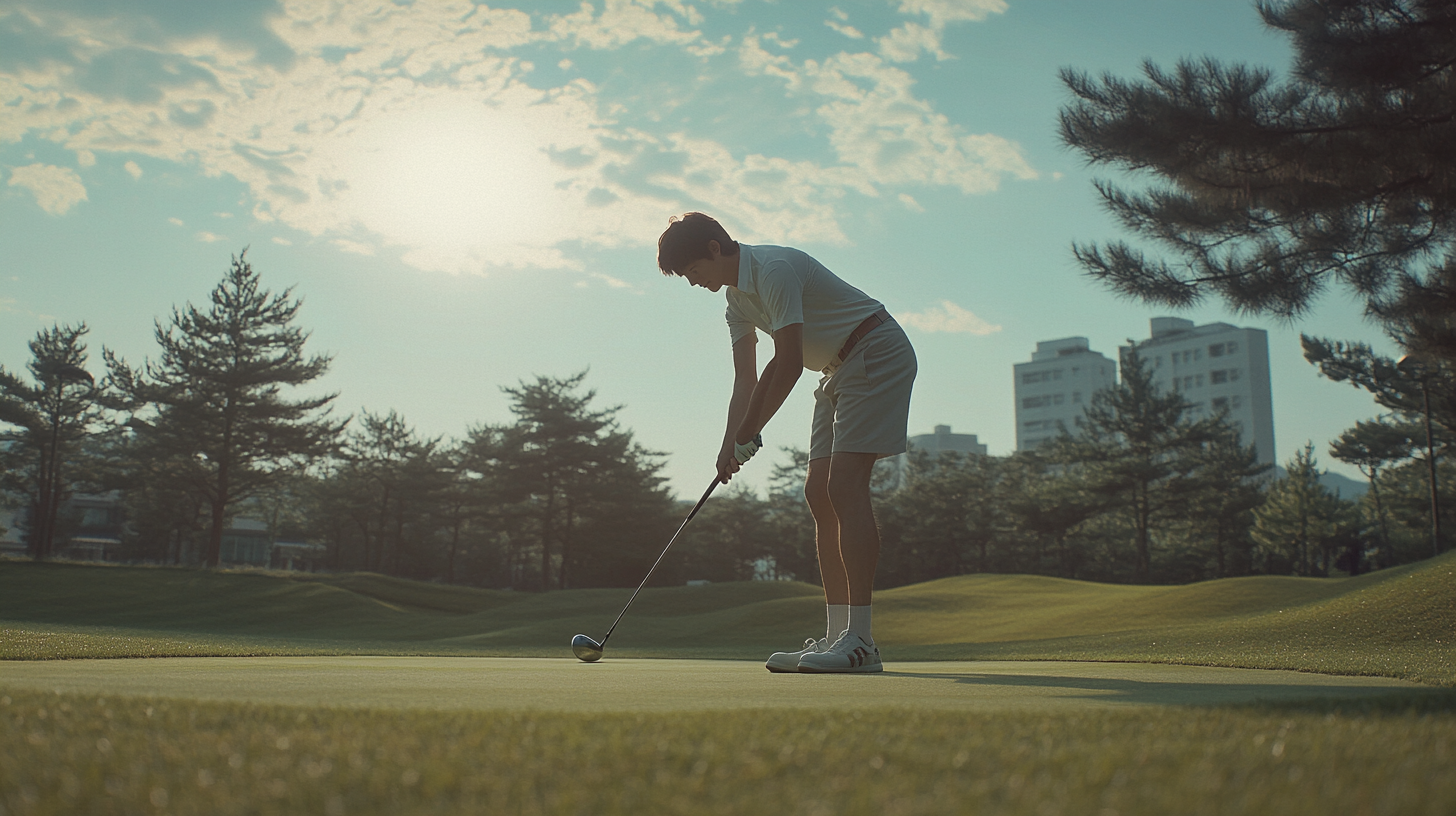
{"left": 733, "top": 434, "right": 763, "bottom": 464}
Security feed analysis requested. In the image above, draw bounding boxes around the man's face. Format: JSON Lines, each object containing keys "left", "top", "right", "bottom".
{"left": 682, "top": 258, "right": 722, "bottom": 292}
{"left": 680, "top": 240, "right": 734, "bottom": 292}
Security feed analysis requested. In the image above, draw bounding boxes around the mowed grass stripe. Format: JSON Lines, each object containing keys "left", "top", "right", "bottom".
{"left": 2, "top": 552, "right": 1452, "bottom": 684}
{"left": 0, "top": 658, "right": 1432, "bottom": 714}
{"left": 3, "top": 687, "right": 1454, "bottom": 816}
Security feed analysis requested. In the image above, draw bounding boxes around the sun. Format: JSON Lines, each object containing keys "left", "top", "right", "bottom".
{"left": 334, "top": 97, "right": 571, "bottom": 261}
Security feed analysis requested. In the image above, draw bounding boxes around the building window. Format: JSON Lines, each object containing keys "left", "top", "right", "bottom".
{"left": 1193, "top": 348, "right": 1202, "bottom": 361}
{"left": 1209, "top": 343, "right": 1226, "bottom": 357}
{"left": 1182, "top": 376, "right": 1195, "bottom": 390}
{"left": 1022, "top": 396, "right": 1049, "bottom": 409}
{"left": 1228, "top": 341, "right": 1238, "bottom": 353}
{"left": 1195, "top": 374, "right": 1204, "bottom": 388}
{"left": 1232, "top": 396, "right": 1243, "bottom": 409}
{"left": 1211, "top": 370, "right": 1229, "bottom": 384}
{"left": 1073, "top": 391, "right": 1082, "bottom": 403}
{"left": 1229, "top": 368, "right": 1241, "bottom": 381}
{"left": 1212, "top": 396, "right": 1229, "bottom": 410}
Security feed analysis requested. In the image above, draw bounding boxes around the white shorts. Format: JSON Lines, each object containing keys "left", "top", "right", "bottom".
{"left": 809, "top": 320, "right": 917, "bottom": 461}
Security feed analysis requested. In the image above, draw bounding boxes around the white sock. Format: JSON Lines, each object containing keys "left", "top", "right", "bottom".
{"left": 826, "top": 604, "right": 849, "bottom": 642}
{"left": 848, "top": 605, "right": 873, "bottom": 644}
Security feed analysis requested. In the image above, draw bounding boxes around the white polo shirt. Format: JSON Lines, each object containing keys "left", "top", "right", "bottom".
{"left": 725, "top": 244, "right": 885, "bottom": 372}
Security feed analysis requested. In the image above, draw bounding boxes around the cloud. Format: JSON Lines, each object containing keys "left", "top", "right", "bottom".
{"left": 168, "top": 217, "right": 184, "bottom": 226}
{"left": 877, "top": 23, "right": 946, "bottom": 62}
{"left": 0, "top": 0, "right": 1027, "bottom": 276}
{"left": 548, "top": 0, "right": 708, "bottom": 50}
{"left": 879, "top": 0, "right": 1007, "bottom": 62}
{"left": 898, "top": 193, "right": 925, "bottom": 212}
{"left": 892, "top": 0, "right": 1008, "bottom": 27}
{"left": 826, "top": 20, "right": 865, "bottom": 39}
{"left": 195, "top": 231, "right": 225, "bottom": 242}
{"left": 7, "top": 164, "right": 88, "bottom": 214}
{"left": 898, "top": 300, "right": 1001, "bottom": 335}
{"left": 124, "top": 161, "right": 142, "bottom": 179}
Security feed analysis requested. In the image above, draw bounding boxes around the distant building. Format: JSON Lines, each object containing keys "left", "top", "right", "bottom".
{"left": 1122, "top": 317, "right": 1276, "bottom": 466}
{"left": 1014, "top": 337, "right": 1117, "bottom": 450}
{"left": 882, "top": 424, "right": 988, "bottom": 487}
{"left": 0, "top": 505, "right": 24, "bottom": 558}
{"left": 910, "top": 424, "right": 988, "bottom": 458}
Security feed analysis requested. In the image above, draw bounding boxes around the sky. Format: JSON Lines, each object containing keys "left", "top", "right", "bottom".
{"left": 0, "top": 0, "right": 1396, "bottom": 499}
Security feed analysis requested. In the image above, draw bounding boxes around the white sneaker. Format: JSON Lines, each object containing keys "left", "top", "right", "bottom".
{"left": 796, "top": 631, "right": 882, "bottom": 673}
{"left": 765, "top": 637, "right": 829, "bottom": 673}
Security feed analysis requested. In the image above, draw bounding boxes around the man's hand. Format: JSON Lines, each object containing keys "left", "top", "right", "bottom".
{"left": 716, "top": 434, "right": 762, "bottom": 483}
{"left": 734, "top": 434, "right": 762, "bottom": 465}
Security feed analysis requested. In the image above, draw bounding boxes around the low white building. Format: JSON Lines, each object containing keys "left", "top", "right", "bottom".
{"left": 882, "top": 424, "right": 988, "bottom": 487}
{"left": 1122, "top": 317, "right": 1276, "bottom": 466}
{"left": 1014, "top": 337, "right": 1117, "bottom": 450}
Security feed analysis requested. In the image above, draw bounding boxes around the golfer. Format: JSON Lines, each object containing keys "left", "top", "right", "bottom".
{"left": 657, "top": 212, "right": 917, "bottom": 673}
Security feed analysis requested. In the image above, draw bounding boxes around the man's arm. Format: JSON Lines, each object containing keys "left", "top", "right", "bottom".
{"left": 717, "top": 334, "right": 759, "bottom": 482}
{"left": 735, "top": 322, "right": 804, "bottom": 444}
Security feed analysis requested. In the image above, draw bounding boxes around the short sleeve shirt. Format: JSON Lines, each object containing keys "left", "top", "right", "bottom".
{"left": 725, "top": 244, "right": 885, "bottom": 372}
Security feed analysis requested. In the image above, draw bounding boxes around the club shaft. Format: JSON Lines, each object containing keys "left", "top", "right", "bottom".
{"left": 598, "top": 475, "right": 721, "bottom": 648}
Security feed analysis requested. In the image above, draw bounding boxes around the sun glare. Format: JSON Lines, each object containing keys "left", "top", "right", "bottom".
{"left": 338, "top": 101, "right": 569, "bottom": 259}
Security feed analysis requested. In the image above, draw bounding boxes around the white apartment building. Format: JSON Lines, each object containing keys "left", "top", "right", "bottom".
{"left": 1122, "top": 317, "right": 1276, "bottom": 466}
{"left": 1014, "top": 337, "right": 1117, "bottom": 450}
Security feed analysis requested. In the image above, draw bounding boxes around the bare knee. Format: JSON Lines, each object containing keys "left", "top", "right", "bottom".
{"left": 826, "top": 471, "right": 870, "bottom": 516}
{"left": 804, "top": 458, "right": 833, "bottom": 515}
{"left": 826, "top": 454, "right": 875, "bottom": 516}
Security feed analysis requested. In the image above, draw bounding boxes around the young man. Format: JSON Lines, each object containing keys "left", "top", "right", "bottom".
{"left": 657, "top": 212, "right": 916, "bottom": 673}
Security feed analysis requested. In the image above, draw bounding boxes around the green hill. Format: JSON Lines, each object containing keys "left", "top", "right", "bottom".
{"left": 2, "top": 553, "right": 1452, "bottom": 684}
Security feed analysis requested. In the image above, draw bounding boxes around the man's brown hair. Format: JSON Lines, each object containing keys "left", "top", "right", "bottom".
{"left": 656, "top": 212, "right": 739, "bottom": 275}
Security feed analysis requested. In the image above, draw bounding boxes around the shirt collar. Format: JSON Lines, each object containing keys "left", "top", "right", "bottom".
{"left": 734, "top": 244, "right": 757, "bottom": 295}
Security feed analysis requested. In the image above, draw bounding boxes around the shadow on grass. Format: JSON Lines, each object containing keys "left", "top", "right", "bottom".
{"left": 879, "top": 669, "right": 1456, "bottom": 710}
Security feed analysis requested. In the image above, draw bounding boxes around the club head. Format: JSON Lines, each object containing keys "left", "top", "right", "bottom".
{"left": 572, "top": 633, "right": 604, "bottom": 663}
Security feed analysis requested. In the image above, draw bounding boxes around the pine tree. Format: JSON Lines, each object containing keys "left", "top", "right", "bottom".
{"left": 335, "top": 410, "right": 445, "bottom": 575}
{"left": 1177, "top": 427, "right": 1270, "bottom": 577}
{"left": 1252, "top": 443, "right": 1350, "bottom": 575}
{"left": 461, "top": 372, "right": 671, "bottom": 590}
{"left": 1060, "top": 349, "right": 1224, "bottom": 582}
{"left": 0, "top": 324, "right": 102, "bottom": 560}
{"left": 1060, "top": 0, "right": 1456, "bottom": 362}
{"left": 107, "top": 251, "right": 345, "bottom": 567}
{"left": 1330, "top": 418, "right": 1417, "bottom": 560}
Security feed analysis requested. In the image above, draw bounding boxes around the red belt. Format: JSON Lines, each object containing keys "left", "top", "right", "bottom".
{"left": 823, "top": 308, "right": 891, "bottom": 375}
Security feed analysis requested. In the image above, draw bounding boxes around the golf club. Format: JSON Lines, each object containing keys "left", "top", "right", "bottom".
{"left": 572, "top": 474, "right": 722, "bottom": 662}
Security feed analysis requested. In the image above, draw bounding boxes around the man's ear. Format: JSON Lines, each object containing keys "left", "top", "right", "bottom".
{"left": 707, "top": 239, "right": 721, "bottom": 258}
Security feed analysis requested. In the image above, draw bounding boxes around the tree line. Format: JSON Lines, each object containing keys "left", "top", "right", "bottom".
{"left": 6, "top": 0, "right": 1454, "bottom": 588}
{"left": 1, "top": 252, "right": 1448, "bottom": 590}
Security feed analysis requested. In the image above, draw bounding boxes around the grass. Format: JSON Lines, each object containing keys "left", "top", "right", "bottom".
{"left": 4, "top": 686, "right": 1454, "bottom": 816}
{"left": 2, "top": 552, "right": 1452, "bottom": 683}
{"left": 3, "top": 555, "right": 1454, "bottom": 815}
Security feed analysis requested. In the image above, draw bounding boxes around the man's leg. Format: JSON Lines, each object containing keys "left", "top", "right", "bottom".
{"left": 826, "top": 451, "right": 879, "bottom": 607}
{"left": 797, "top": 449, "right": 883, "bottom": 672}
{"left": 764, "top": 455, "right": 845, "bottom": 672}
{"left": 805, "top": 457, "right": 849, "bottom": 606}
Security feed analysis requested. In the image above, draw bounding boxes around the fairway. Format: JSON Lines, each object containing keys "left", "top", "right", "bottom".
{"left": 0, "top": 656, "right": 1433, "bottom": 713}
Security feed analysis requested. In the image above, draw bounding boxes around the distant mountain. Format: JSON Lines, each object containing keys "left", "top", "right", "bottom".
{"left": 1270, "top": 466, "right": 1369, "bottom": 499}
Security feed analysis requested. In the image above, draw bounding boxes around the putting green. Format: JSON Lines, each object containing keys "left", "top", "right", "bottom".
{"left": 0, "top": 657, "right": 1428, "bottom": 713}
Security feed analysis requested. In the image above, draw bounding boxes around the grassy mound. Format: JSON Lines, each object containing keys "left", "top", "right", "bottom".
{"left": 1, "top": 552, "right": 1451, "bottom": 683}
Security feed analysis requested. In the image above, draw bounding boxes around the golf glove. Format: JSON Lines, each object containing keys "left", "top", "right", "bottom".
{"left": 734, "top": 434, "right": 763, "bottom": 465}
